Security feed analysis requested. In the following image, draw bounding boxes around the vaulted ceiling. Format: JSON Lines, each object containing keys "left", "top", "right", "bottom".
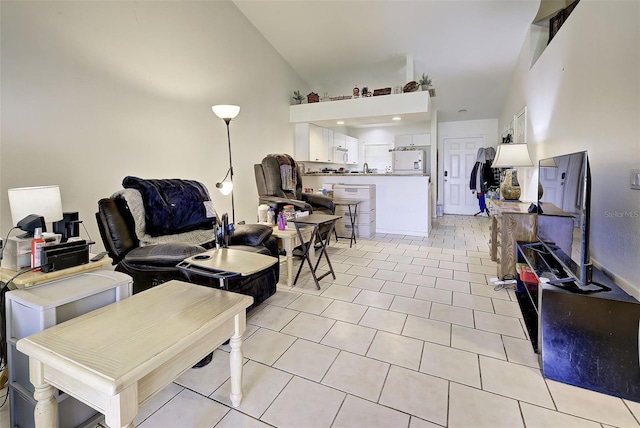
{"left": 234, "top": 0, "right": 541, "bottom": 122}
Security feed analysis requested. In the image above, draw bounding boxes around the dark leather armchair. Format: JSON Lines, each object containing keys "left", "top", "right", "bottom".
{"left": 255, "top": 154, "right": 334, "bottom": 216}
{"left": 96, "top": 179, "right": 278, "bottom": 311}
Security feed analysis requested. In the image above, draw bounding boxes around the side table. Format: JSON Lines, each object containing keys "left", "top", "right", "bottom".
{"left": 0, "top": 255, "right": 112, "bottom": 289}
{"left": 332, "top": 199, "right": 361, "bottom": 248}
{"left": 290, "top": 214, "right": 342, "bottom": 289}
{"left": 5, "top": 271, "right": 132, "bottom": 428}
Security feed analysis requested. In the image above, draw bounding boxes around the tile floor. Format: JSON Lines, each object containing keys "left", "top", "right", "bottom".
{"left": 2, "top": 215, "right": 640, "bottom": 427}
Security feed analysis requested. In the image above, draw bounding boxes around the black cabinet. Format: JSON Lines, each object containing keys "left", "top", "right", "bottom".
{"left": 516, "top": 242, "right": 640, "bottom": 402}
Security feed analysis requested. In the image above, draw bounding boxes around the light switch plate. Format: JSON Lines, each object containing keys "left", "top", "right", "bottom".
{"left": 631, "top": 169, "right": 640, "bottom": 190}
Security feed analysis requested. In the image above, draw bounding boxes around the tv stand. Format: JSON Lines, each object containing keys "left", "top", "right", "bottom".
{"left": 519, "top": 242, "right": 611, "bottom": 293}
{"left": 516, "top": 242, "right": 640, "bottom": 401}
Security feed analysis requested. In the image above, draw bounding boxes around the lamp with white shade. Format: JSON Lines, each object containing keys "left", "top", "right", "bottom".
{"left": 212, "top": 104, "right": 240, "bottom": 224}
{"left": 8, "top": 185, "right": 63, "bottom": 238}
{"left": 491, "top": 143, "right": 533, "bottom": 200}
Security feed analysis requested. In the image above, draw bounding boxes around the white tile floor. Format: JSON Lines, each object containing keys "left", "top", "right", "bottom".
{"left": 2, "top": 214, "right": 639, "bottom": 427}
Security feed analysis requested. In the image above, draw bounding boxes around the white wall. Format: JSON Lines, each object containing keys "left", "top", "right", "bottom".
{"left": 500, "top": 1, "right": 640, "bottom": 292}
{"left": 1, "top": 1, "right": 305, "bottom": 248}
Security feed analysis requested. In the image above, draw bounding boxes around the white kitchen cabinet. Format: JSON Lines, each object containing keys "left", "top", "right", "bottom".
{"left": 321, "top": 128, "right": 334, "bottom": 162}
{"left": 394, "top": 134, "right": 412, "bottom": 147}
{"left": 295, "top": 123, "right": 328, "bottom": 162}
{"left": 413, "top": 133, "right": 431, "bottom": 146}
{"left": 333, "top": 132, "right": 346, "bottom": 148}
{"left": 310, "top": 126, "right": 329, "bottom": 162}
{"left": 346, "top": 136, "right": 359, "bottom": 165}
{"left": 296, "top": 123, "right": 360, "bottom": 163}
{"left": 394, "top": 133, "right": 431, "bottom": 147}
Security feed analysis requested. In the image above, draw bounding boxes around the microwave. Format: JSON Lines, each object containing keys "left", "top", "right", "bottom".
{"left": 333, "top": 147, "right": 348, "bottom": 164}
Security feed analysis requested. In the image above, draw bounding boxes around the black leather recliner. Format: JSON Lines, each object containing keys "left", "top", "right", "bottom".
{"left": 96, "top": 186, "right": 279, "bottom": 311}
{"left": 254, "top": 154, "right": 334, "bottom": 216}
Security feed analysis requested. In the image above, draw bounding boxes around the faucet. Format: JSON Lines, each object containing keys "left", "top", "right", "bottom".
{"left": 363, "top": 162, "right": 369, "bottom": 174}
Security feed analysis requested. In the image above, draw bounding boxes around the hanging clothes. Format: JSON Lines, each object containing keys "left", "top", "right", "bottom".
{"left": 469, "top": 147, "right": 497, "bottom": 215}
{"left": 469, "top": 147, "right": 497, "bottom": 193}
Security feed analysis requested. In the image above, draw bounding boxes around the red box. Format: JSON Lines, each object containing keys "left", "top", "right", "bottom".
{"left": 519, "top": 265, "right": 538, "bottom": 283}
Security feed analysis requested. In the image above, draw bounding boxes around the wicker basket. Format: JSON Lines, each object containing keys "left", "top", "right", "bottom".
{"left": 307, "top": 92, "right": 319, "bottom": 103}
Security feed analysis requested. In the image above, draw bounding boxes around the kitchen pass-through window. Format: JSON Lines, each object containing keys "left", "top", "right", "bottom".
{"left": 363, "top": 142, "right": 393, "bottom": 173}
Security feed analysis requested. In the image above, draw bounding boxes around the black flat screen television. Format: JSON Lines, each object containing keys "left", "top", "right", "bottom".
{"left": 535, "top": 151, "right": 607, "bottom": 292}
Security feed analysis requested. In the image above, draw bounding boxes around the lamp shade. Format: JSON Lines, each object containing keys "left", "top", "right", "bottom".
{"left": 8, "top": 185, "right": 63, "bottom": 226}
{"left": 492, "top": 143, "right": 533, "bottom": 168}
{"left": 212, "top": 105, "right": 240, "bottom": 120}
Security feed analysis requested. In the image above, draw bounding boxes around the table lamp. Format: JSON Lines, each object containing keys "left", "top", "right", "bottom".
{"left": 8, "top": 185, "right": 63, "bottom": 238}
{"left": 492, "top": 143, "right": 533, "bottom": 200}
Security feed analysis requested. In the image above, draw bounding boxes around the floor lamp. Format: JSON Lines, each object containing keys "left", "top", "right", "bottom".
{"left": 212, "top": 104, "right": 240, "bottom": 224}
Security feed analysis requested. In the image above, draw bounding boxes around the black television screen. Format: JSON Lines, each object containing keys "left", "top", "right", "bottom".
{"left": 536, "top": 151, "right": 596, "bottom": 289}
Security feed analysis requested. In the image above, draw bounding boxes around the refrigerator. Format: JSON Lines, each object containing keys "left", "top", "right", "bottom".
{"left": 392, "top": 149, "right": 425, "bottom": 174}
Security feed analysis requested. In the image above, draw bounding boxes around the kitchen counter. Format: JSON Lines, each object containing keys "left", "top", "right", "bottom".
{"left": 302, "top": 174, "right": 432, "bottom": 236}
{"left": 303, "top": 173, "right": 430, "bottom": 177}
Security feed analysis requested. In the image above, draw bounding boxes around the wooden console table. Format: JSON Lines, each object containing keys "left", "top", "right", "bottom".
{"left": 17, "top": 280, "right": 252, "bottom": 427}
{"left": 489, "top": 201, "right": 536, "bottom": 279}
{"left": 489, "top": 200, "right": 573, "bottom": 280}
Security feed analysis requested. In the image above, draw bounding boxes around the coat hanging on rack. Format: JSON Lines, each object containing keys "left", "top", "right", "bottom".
{"left": 469, "top": 147, "right": 497, "bottom": 215}
{"left": 469, "top": 147, "right": 497, "bottom": 193}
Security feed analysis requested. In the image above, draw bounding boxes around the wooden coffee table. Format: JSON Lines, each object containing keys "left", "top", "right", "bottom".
{"left": 17, "top": 280, "right": 253, "bottom": 428}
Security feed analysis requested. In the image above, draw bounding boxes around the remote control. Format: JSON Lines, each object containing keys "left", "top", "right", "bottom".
{"left": 90, "top": 251, "right": 108, "bottom": 262}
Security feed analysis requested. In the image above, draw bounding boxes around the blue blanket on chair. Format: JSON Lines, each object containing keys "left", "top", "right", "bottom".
{"left": 123, "top": 176, "right": 215, "bottom": 237}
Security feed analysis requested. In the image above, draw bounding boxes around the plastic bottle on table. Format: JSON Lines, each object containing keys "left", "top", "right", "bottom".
{"left": 277, "top": 212, "right": 286, "bottom": 230}
{"left": 31, "top": 227, "right": 45, "bottom": 269}
{"left": 267, "top": 208, "right": 275, "bottom": 225}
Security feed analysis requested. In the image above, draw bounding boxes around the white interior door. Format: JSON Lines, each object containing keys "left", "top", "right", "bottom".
{"left": 443, "top": 137, "right": 484, "bottom": 215}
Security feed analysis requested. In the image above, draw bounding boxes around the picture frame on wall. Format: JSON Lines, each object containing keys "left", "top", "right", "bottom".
{"left": 514, "top": 106, "right": 527, "bottom": 145}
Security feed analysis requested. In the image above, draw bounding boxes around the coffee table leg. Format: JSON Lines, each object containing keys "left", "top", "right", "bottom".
{"left": 229, "top": 312, "right": 246, "bottom": 407}
{"left": 31, "top": 361, "right": 57, "bottom": 428}
{"left": 105, "top": 385, "right": 137, "bottom": 428}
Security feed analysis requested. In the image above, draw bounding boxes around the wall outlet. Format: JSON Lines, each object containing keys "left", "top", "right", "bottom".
{"left": 631, "top": 169, "right": 640, "bottom": 190}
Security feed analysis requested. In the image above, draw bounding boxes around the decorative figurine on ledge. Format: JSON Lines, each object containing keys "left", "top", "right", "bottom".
{"left": 353, "top": 86, "right": 360, "bottom": 98}
{"left": 292, "top": 90, "right": 304, "bottom": 105}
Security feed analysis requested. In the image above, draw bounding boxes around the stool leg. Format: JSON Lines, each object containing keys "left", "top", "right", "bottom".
{"left": 332, "top": 206, "right": 339, "bottom": 242}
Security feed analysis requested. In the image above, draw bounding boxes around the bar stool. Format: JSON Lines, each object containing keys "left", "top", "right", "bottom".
{"left": 332, "top": 199, "right": 361, "bottom": 248}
